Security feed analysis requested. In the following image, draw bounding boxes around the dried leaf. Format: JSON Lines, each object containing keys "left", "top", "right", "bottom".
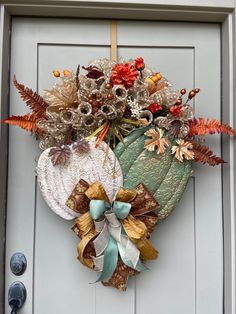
{"left": 43, "top": 74, "right": 78, "bottom": 107}
{"left": 49, "top": 146, "right": 71, "bottom": 166}
{"left": 144, "top": 128, "right": 170, "bottom": 154}
{"left": 82, "top": 66, "right": 104, "bottom": 79}
{"left": 188, "top": 118, "right": 236, "bottom": 137}
{"left": 190, "top": 141, "right": 226, "bottom": 166}
{"left": 72, "top": 139, "right": 90, "bottom": 154}
{"left": 13, "top": 75, "right": 48, "bottom": 118}
{"left": 2, "top": 113, "right": 41, "bottom": 134}
{"left": 171, "top": 139, "right": 194, "bottom": 162}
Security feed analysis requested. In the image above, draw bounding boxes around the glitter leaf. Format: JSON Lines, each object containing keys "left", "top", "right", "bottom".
{"left": 49, "top": 146, "right": 71, "bottom": 166}
{"left": 144, "top": 128, "right": 170, "bottom": 154}
{"left": 171, "top": 139, "right": 194, "bottom": 162}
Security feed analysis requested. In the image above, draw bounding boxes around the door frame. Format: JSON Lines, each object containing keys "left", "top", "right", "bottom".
{"left": 0, "top": 1, "right": 235, "bottom": 313}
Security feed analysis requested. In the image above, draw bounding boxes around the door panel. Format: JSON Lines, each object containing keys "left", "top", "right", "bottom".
{"left": 5, "top": 18, "right": 222, "bottom": 314}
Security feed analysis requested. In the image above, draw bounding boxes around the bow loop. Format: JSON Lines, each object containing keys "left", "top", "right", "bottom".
{"left": 112, "top": 201, "right": 132, "bottom": 219}
{"left": 89, "top": 200, "right": 110, "bottom": 220}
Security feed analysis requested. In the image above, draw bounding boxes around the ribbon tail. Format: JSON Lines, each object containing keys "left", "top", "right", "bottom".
{"left": 95, "top": 236, "right": 118, "bottom": 282}
{"left": 77, "top": 230, "right": 97, "bottom": 269}
{"left": 117, "top": 236, "right": 147, "bottom": 273}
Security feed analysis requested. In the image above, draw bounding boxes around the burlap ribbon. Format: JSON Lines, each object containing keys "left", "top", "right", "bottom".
{"left": 67, "top": 179, "right": 159, "bottom": 282}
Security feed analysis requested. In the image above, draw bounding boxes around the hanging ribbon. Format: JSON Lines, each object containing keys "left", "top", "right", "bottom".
{"left": 90, "top": 200, "right": 146, "bottom": 281}
{"left": 110, "top": 20, "right": 118, "bottom": 62}
{"left": 67, "top": 180, "right": 159, "bottom": 285}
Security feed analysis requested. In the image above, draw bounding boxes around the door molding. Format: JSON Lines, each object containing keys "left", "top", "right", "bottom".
{"left": 0, "top": 2, "right": 235, "bottom": 314}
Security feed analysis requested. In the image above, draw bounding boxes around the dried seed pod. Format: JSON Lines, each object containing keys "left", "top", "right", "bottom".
{"left": 80, "top": 76, "right": 97, "bottom": 91}
{"left": 112, "top": 85, "right": 127, "bottom": 101}
{"left": 72, "top": 119, "right": 83, "bottom": 130}
{"left": 139, "top": 110, "right": 153, "bottom": 126}
{"left": 46, "top": 107, "right": 61, "bottom": 122}
{"left": 77, "top": 102, "right": 92, "bottom": 116}
{"left": 100, "top": 104, "right": 117, "bottom": 120}
{"left": 82, "top": 114, "right": 96, "bottom": 128}
{"left": 60, "top": 109, "right": 78, "bottom": 124}
{"left": 115, "top": 100, "right": 126, "bottom": 116}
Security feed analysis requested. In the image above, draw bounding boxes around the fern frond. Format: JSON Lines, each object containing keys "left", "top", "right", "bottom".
{"left": 3, "top": 113, "right": 40, "bottom": 133}
{"left": 188, "top": 118, "right": 236, "bottom": 137}
{"left": 190, "top": 140, "right": 225, "bottom": 166}
{"left": 13, "top": 75, "right": 48, "bottom": 118}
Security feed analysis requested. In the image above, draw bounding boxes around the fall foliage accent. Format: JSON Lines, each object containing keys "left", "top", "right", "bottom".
{"left": 13, "top": 75, "right": 48, "bottom": 118}
{"left": 190, "top": 141, "right": 225, "bottom": 166}
{"left": 171, "top": 139, "right": 194, "bottom": 162}
{"left": 144, "top": 128, "right": 170, "bottom": 154}
{"left": 3, "top": 113, "right": 40, "bottom": 133}
{"left": 49, "top": 146, "right": 71, "bottom": 166}
{"left": 188, "top": 118, "right": 236, "bottom": 137}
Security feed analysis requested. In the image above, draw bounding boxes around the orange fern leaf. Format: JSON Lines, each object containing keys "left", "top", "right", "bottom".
{"left": 13, "top": 75, "right": 48, "bottom": 118}
{"left": 3, "top": 113, "right": 41, "bottom": 133}
{"left": 188, "top": 118, "right": 236, "bottom": 137}
{"left": 190, "top": 140, "right": 225, "bottom": 166}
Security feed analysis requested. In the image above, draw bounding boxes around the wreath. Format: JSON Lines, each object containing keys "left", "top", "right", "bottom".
{"left": 3, "top": 57, "right": 236, "bottom": 291}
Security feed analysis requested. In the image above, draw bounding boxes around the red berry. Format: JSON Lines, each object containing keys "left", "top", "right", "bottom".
{"left": 147, "top": 103, "right": 163, "bottom": 113}
{"left": 170, "top": 105, "right": 183, "bottom": 117}
{"left": 180, "top": 88, "right": 186, "bottom": 95}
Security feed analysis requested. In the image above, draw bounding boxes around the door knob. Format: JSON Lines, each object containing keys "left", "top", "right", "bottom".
{"left": 10, "top": 253, "right": 27, "bottom": 276}
{"left": 8, "top": 281, "right": 27, "bottom": 313}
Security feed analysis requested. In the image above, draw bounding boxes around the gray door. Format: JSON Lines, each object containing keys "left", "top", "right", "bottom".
{"left": 5, "top": 18, "right": 222, "bottom": 314}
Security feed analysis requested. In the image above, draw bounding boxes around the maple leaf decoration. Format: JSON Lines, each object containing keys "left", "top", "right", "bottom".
{"left": 144, "top": 128, "right": 170, "bottom": 154}
{"left": 13, "top": 75, "right": 48, "bottom": 118}
{"left": 188, "top": 118, "right": 236, "bottom": 137}
{"left": 2, "top": 113, "right": 41, "bottom": 134}
{"left": 171, "top": 139, "right": 194, "bottom": 162}
{"left": 49, "top": 146, "right": 71, "bottom": 166}
{"left": 72, "top": 139, "right": 90, "bottom": 154}
{"left": 190, "top": 141, "right": 225, "bottom": 166}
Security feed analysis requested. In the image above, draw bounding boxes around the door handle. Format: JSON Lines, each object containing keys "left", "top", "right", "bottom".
{"left": 8, "top": 281, "right": 27, "bottom": 314}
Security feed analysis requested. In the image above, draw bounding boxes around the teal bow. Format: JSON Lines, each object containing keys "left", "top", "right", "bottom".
{"left": 90, "top": 200, "right": 132, "bottom": 220}
{"left": 89, "top": 200, "right": 146, "bottom": 282}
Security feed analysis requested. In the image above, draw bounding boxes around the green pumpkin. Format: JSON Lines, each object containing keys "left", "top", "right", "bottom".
{"left": 114, "top": 127, "right": 192, "bottom": 222}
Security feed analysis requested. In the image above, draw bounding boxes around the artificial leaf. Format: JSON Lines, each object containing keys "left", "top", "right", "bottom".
{"left": 171, "top": 139, "right": 194, "bottom": 162}
{"left": 190, "top": 141, "right": 226, "bottom": 166}
{"left": 72, "top": 139, "right": 90, "bottom": 154}
{"left": 82, "top": 66, "right": 104, "bottom": 79}
{"left": 43, "top": 73, "right": 78, "bottom": 108}
{"left": 13, "top": 75, "right": 48, "bottom": 118}
{"left": 2, "top": 113, "right": 41, "bottom": 133}
{"left": 144, "top": 128, "right": 170, "bottom": 154}
{"left": 49, "top": 146, "right": 71, "bottom": 166}
{"left": 188, "top": 118, "right": 236, "bottom": 137}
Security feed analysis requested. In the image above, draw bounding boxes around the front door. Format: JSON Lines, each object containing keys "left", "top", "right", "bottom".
{"left": 5, "top": 18, "right": 222, "bottom": 314}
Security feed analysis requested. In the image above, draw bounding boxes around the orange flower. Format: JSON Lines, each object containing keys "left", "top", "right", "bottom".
{"left": 111, "top": 63, "right": 138, "bottom": 89}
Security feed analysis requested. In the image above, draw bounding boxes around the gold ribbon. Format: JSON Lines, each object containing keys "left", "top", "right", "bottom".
{"left": 68, "top": 180, "right": 159, "bottom": 270}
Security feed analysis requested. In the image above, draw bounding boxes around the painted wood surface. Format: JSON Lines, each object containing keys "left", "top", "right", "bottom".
{"left": 5, "top": 18, "right": 222, "bottom": 314}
